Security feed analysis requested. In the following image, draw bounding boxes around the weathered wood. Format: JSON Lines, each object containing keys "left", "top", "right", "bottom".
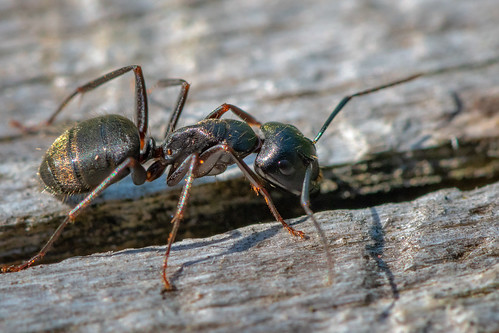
{"left": 1, "top": 0, "right": 499, "bottom": 332}
{"left": 0, "top": 183, "right": 497, "bottom": 332}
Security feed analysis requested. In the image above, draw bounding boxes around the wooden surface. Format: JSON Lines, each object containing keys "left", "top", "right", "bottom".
{"left": 1, "top": 183, "right": 497, "bottom": 332}
{"left": 1, "top": 0, "right": 499, "bottom": 332}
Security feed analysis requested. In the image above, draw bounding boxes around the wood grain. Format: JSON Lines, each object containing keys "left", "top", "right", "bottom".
{"left": 0, "top": 0, "right": 498, "bottom": 332}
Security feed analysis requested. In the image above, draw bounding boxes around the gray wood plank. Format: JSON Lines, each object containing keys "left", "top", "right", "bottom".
{"left": 0, "top": 183, "right": 497, "bottom": 332}
{"left": 1, "top": 0, "right": 498, "bottom": 331}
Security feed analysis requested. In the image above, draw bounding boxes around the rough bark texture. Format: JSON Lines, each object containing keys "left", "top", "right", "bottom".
{"left": 0, "top": 0, "right": 498, "bottom": 332}
{"left": 0, "top": 184, "right": 497, "bottom": 332}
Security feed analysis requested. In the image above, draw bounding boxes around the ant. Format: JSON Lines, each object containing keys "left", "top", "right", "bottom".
{"left": 2, "top": 65, "right": 421, "bottom": 291}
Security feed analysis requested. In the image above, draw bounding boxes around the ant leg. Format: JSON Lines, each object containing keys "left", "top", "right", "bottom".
{"left": 196, "top": 144, "right": 306, "bottom": 238}
{"left": 12, "top": 66, "right": 149, "bottom": 146}
{"left": 300, "top": 164, "right": 334, "bottom": 285}
{"left": 206, "top": 103, "right": 262, "bottom": 126}
{"left": 1, "top": 157, "right": 145, "bottom": 273}
{"left": 151, "top": 79, "right": 191, "bottom": 137}
{"left": 162, "top": 153, "right": 198, "bottom": 292}
{"left": 313, "top": 73, "right": 422, "bottom": 143}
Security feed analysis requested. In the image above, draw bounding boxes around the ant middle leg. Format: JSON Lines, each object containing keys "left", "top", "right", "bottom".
{"left": 151, "top": 79, "right": 191, "bottom": 138}
{"left": 162, "top": 153, "right": 199, "bottom": 292}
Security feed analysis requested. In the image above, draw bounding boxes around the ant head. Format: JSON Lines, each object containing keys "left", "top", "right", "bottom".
{"left": 255, "top": 122, "right": 320, "bottom": 195}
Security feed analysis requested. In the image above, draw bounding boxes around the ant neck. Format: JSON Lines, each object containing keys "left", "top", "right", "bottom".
{"left": 140, "top": 137, "right": 160, "bottom": 163}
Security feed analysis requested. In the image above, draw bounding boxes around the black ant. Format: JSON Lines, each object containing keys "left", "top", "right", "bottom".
{"left": 2, "top": 65, "right": 421, "bottom": 291}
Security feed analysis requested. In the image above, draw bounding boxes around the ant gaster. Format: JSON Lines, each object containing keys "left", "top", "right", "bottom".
{"left": 3, "top": 65, "right": 421, "bottom": 291}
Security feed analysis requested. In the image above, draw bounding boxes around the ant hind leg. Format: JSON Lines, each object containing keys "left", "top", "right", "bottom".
{"left": 0, "top": 157, "right": 145, "bottom": 273}
{"left": 11, "top": 66, "right": 149, "bottom": 140}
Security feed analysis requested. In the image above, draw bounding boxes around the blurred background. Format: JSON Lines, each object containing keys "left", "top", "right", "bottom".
{"left": 3, "top": 0, "right": 498, "bottom": 160}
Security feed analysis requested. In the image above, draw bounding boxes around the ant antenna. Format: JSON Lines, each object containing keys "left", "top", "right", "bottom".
{"left": 313, "top": 73, "right": 423, "bottom": 144}
{"left": 301, "top": 164, "right": 335, "bottom": 284}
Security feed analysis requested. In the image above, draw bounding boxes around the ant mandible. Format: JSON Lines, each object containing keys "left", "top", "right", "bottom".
{"left": 2, "top": 65, "right": 421, "bottom": 291}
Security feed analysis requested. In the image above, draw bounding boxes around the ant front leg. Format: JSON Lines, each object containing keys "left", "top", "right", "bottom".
{"left": 1, "top": 157, "right": 146, "bottom": 273}
{"left": 206, "top": 103, "right": 262, "bottom": 127}
{"left": 300, "top": 164, "right": 334, "bottom": 285}
{"left": 161, "top": 146, "right": 306, "bottom": 291}
{"left": 199, "top": 144, "right": 306, "bottom": 238}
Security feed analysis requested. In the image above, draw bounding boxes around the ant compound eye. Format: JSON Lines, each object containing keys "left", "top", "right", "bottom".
{"left": 278, "top": 159, "right": 295, "bottom": 175}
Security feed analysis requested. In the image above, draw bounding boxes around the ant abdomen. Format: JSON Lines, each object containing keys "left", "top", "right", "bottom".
{"left": 38, "top": 114, "right": 141, "bottom": 195}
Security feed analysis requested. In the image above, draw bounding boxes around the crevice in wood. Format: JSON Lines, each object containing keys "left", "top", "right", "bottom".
{"left": 1, "top": 136, "right": 498, "bottom": 267}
